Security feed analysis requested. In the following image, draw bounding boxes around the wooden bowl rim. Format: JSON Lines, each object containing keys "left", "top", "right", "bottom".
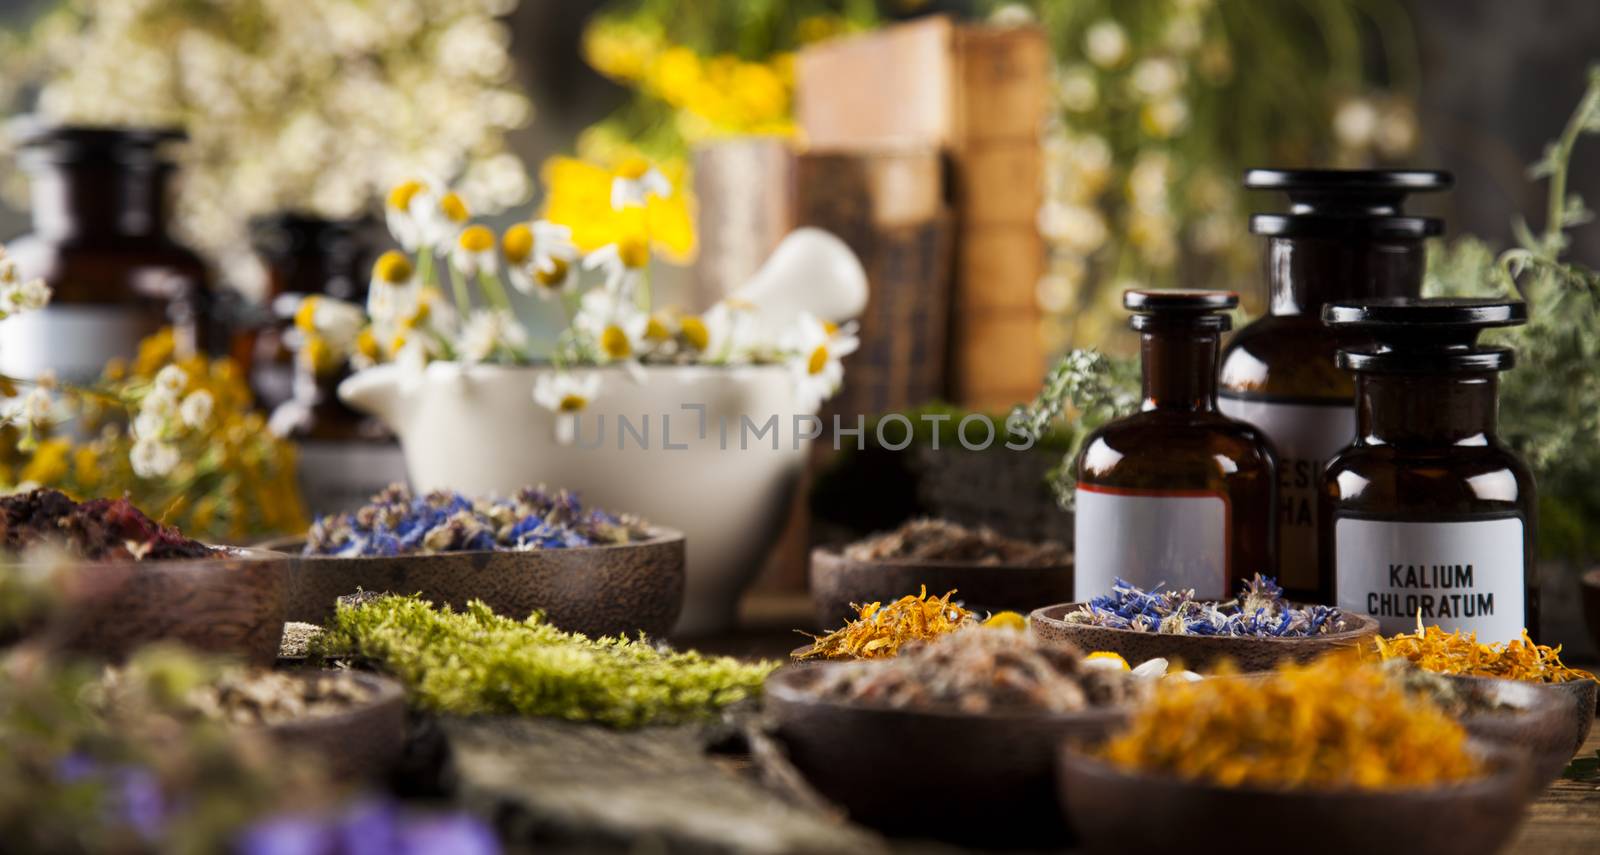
{"left": 0, "top": 545, "right": 291, "bottom": 570}
{"left": 810, "top": 546, "right": 1072, "bottom": 575}
{"left": 765, "top": 659, "right": 1131, "bottom": 726}
{"left": 1029, "top": 601, "right": 1381, "bottom": 647}
{"left": 266, "top": 526, "right": 686, "bottom": 564}
{"left": 261, "top": 669, "right": 407, "bottom": 735}
{"left": 1058, "top": 737, "right": 1527, "bottom": 801}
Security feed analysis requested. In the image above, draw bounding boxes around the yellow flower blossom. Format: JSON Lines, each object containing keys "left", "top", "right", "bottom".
{"left": 540, "top": 155, "right": 695, "bottom": 262}
{"left": 20, "top": 436, "right": 71, "bottom": 484}
{"left": 502, "top": 224, "right": 534, "bottom": 265}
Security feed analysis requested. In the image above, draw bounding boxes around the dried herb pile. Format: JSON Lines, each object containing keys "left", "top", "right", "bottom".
{"left": 1066, "top": 575, "right": 1346, "bottom": 637}
{"left": 807, "top": 627, "right": 1146, "bottom": 714}
{"left": 841, "top": 519, "right": 1068, "bottom": 566}
{"left": 1371, "top": 620, "right": 1596, "bottom": 684}
{"left": 795, "top": 587, "right": 977, "bottom": 661}
{"left": 312, "top": 594, "right": 775, "bottom": 727}
{"left": 1100, "top": 656, "right": 1483, "bottom": 790}
{"left": 0, "top": 488, "right": 214, "bottom": 561}
{"left": 305, "top": 484, "right": 650, "bottom": 557}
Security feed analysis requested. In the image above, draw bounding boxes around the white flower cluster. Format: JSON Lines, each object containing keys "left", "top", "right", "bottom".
{"left": 0, "top": 244, "right": 49, "bottom": 321}
{"left": 129, "top": 365, "right": 213, "bottom": 479}
{"left": 7, "top": 0, "right": 533, "bottom": 295}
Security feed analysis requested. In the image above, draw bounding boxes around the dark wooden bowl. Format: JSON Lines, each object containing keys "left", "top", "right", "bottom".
{"left": 764, "top": 663, "right": 1127, "bottom": 847}
{"left": 1029, "top": 601, "right": 1380, "bottom": 673}
{"left": 281, "top": 530, "right": 685, "bottom": 638}
{"left": 1442, "top": 675, "right": 1578, "bottom": 793}
{"left": 263, "top": 671, "right": 407, "bottom": 782}
{"left": 44, "top": 547, "right": 290, "bottom": 667}
{"left": 1582, "top": 567, "right": 1600, "bottom": 658}
{"left": 1548, "top": 677, "right": 1597, "bottom": 756}
{"left": 808, "top": 547, "right": 1073, "bottom": 629}
{"left": 1059, "top": 741, "right": 1532, "bottom": 855}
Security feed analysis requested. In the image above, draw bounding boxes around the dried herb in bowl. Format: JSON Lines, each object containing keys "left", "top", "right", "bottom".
{"left": 1370, "top": 618, "right": 1596, "bottom": 684}
{"left": 805, "top": 626, "right": 1148, "bottom": 714}
{"left": 0, "top": 488, "right": 215, "bottom": 561}
{"left": 1066, "top": 574, "right": 1347, "bottom": 637}
{"left": 304, "top": 484, "right": 651, "bottom": 557}
{"left": 841, "top": 518, "right": 1068, "bottom": 566}
{"left": 794, "top": 586, "right": 978, "bottom": 661}
{"left": 1100, "top": 656, "right": 1484, "bottom": 790}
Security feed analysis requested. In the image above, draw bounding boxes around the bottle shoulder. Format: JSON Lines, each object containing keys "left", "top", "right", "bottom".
{"left": 1324, "top": 442, "right": 1535, "bottom": 514}
{"left": 1220, "top": 315, "right": 1352, "bottom": 400}
{"left": 1079, "top": 410, "right": 1277, "bottom": 488}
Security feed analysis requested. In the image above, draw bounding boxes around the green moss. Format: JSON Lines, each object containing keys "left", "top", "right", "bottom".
{"left": 312, "top": 595, "right": 777, "bottom": 728}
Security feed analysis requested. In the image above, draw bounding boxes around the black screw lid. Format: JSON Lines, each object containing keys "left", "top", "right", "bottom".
{"left": 1125, "top": 289, "right": 1238, "bottom": 332}
{"left": 10, "top": 119, "right": 186, "bottom": 167}
{"left": 1322, "top": 297, "right": 1526, "bottom": 374}
{"left": 1246, "top": 168, "right": 1452, "bottom": 239}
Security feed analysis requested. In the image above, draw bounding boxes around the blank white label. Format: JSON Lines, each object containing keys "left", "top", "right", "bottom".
{"left": 1219, "top": 396, "right": 1355, "bottom": 592}
{"left": 1074, "top": 487, "right": 1229, "bottom": 600}
{"left": 1335, "top": 517, "right": 1525, "bottom": 643}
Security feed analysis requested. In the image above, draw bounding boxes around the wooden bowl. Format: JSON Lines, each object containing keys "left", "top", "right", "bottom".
{"left": 809, "top": 547, "right": 1073, "bottom": 629}
{"left": 764, "top": 663, "right": 1127, "bottom": 846}
{"left": 1029, "top": 602, "right": 1379, "bottom": 673}
{"left": 1547, "top": 677, "right": 1598, "bottom": 756}
{"left": 1582, "top": 567, "right": 1600, "bottom": 657}
{"left": 1059, "top": 741, "right": 1531, "bottom": 855}
{"left": 44, "top": 547, "right": 290, "bottom": 667}
{"left": 1442, "top": 675, "right": 1579, "bottom": 792}
{"left": 262, "top": 670, "right": 407, "bottom": 782}
{"left": 282, "top": 530, "right": 685, "bottom": 638}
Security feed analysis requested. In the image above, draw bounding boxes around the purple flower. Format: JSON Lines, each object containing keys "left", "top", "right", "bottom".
{"left": 335, "top": 800, "right": 402, "bottom": 855}
{"left": 399, "top": 815, "right": 500, "bottom": 855}
{"left": 115, "top": 767, "right": 167, "bottom": 841}
{"left": 236, "top": 814, "right": 336, "bottom": 855}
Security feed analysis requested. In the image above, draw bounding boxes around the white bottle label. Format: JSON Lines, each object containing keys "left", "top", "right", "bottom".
{"left": 0, "top": 306, "right": 157, "bottom": 383}
{"left": 1218, "top": 395, "right": 1356, "bottom": 592}
{"left": 1334, "top": 516, "right": 1526, "bottom": 643}
{"left": 1074, "top": 486, "right": 1229, "bottom": 600}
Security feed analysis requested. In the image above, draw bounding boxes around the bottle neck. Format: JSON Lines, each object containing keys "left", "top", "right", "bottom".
{"left": 1140, "top": 326, "right": 1221, "bottom": 412}
{"left": 1266, "top": 236, "right": 1426, "bottom": 316}
{"left": 29, "top": 159, "right": 174, "bottom": 241}
{"left": 1356, "top": 372, "right": 1499, "bottom": 446}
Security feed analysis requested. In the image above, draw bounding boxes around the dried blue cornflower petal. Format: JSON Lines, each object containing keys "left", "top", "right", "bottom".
{"left": 1064, "top": 574, "right": 1346, "bottom": 638}
{"left": 304, "top": 484, "right": 650, "bottom": 557}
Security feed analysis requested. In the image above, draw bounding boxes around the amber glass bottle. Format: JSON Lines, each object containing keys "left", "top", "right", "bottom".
{"left": 1074, "top": 290, "right": 1277, "bottom": 600}
{"left": 1320, "top": 298, "right": 1535, "bottom": 643}
{"left": 0, "top": 126, "right": 214, "bottom": 382}
{"left": 1219, "top": 169, "right": 1452, "bottom": 603}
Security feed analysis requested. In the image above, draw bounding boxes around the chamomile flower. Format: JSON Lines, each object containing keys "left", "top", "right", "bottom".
{"left": 610, "top": 157, "right": 673, "bottom": 210}
{"left": 533, "top": 371, "right": 602, "bottom": 412}
{"left": 575, "top": 289, "right": 649, "bottom": 380}
{"left": 504, "top": 220, "right": 579, "bottom": 298}
{"left": 178, "top": 390, "right": 214, "bottom": 429}
{"left": 459, "top": 308, "right": 529, "bottom": 364}
{"left": 689, "top": 299, "right": 758, "bottom": 363}
{"left": 5, "top": 385, "right": 61, "bottom": 428}
{"left": 293, "top": 295, "right": 366, "bottom": 351}
{"left": 154, "top": 365, "right": 189, "bottom": 396}
{"left": 533, "top": 371, "right": 603, "bottom": 445}
{"left": 582, "top": 235, "right": 650, "bottom": 299}
{"left": 130, "top": 437, "right": 181, "bottom": 479}
{"left": 0, "top": 275, "right": 50, "bottom": 318}
{"left": 452, "top": 224, "right": 499, "bottom": 278}
{"left": 368, "top": 250, "right": 421, "bottom": 325}
{"left": 785, "top": 313, "right": 859, "bottom": 412}
{"left": 385, "top": 178, "right": 472, "bottom": 253}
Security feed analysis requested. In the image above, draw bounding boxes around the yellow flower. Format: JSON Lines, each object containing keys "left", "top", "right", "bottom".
{"left": 679, "top": 315, "right": 710, "bottom": 351}
{"left": 132, "top": 328, "right": 177, "bottom": 378}
{"left": 294, "top": 295, "right": 322, "bottom": 333}
{"left": 387, "top": 179, "right": 426, "bottom": 213}
{"left": 74, "top": 446, "right": 100, "bottom": 488}
{"left": 540, "top": 155, "right": 696, "bottom": 262}
{"left": 502, "top": 223, "right": 533, "bottom": 265}
{"left": 439, "top": 192, "right": 470, "bottom": 225}
{"left": 20, "top": 436, "right": 71, "bottom": 485}
{"left": 458, "top": 225, "right": 496, "bottom": 254}
{"left": 373, "top": 250, "right": 415, "bottom": 286}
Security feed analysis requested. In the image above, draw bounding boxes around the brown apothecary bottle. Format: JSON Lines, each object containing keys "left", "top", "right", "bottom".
{"left": 1074, "top": 290, "right": 1277, "bottom": 600}
{"left": 1320, "top": 298, "right": 1536, "bottom": 643}
{"left": 1219, "top": 169, "right": 1452, "bottom": 603}
{"left": 0, "top": 125, "right": 216, "bottom": 382}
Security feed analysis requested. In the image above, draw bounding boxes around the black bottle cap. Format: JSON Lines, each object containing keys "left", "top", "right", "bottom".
{"left": 1246, "top": 168, "right": 1452, "bottom": 239}
{"left": 1323, "top": 297, "right": 1526, "bottom": 373}
{"left": 10, "top": 119, "right": 186, "bottom": 167}
{"left": 1125, "top": 289, "right": 1238, "bottom": 332}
